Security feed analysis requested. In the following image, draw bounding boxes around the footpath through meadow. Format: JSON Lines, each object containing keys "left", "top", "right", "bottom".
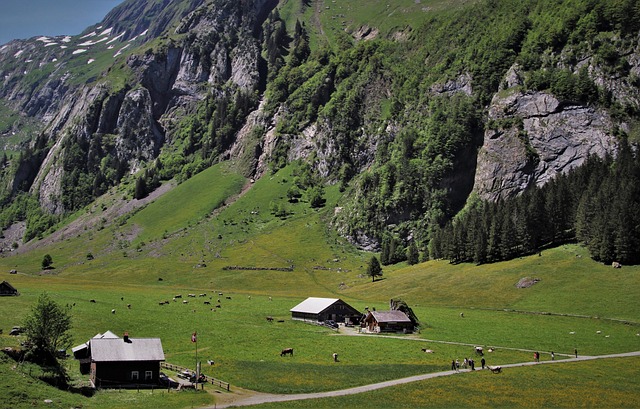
{"left": 206, "top": 350, "right": 640, "bottom": 408}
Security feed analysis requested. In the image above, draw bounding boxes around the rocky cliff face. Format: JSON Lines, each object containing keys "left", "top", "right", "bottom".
{"left": 474, "top": 69, "right": 617, "bottom": 201}
{"left": 473, "top": 28, "right": 640, "bottom": 202}
{"left": 14, "top": 0, "right": 277, "bottom": 213}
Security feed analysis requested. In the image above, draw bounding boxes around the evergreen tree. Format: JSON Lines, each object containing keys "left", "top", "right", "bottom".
{"left": 407, "top": 241, "right": 419, "bottom": 265}
{"left": 366, "top": 256, "right": 383, "bottom": 282}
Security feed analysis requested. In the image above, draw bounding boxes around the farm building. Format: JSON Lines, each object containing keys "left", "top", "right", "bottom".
{"left": 72, "top": 330, "right": 120, "bottom": 374}
{"left": 290, "top": 297, "right": 362, "bottom": 325}
{"left": 0, "top": 281, "right": 19, "bottom": 296}
{"left": 363, "top": 310, "right": 414, "bottom": 333}
{"left": 89, "top": 333, "right": 165, "bottom": 388}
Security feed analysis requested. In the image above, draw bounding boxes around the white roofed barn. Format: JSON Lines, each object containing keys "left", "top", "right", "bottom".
{"left": 290, "top": 297, "right": 362, "bottom": 325}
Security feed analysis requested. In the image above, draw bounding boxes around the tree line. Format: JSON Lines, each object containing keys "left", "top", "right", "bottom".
{"left": 428, "top": 140, "right": 640, "bottom": 265}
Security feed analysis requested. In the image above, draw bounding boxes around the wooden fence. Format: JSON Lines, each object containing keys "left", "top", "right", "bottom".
{"left": 161, "top": 362, "right": 230, "bottom": 391}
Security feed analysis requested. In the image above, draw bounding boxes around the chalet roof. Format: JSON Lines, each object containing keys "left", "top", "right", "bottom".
{"left": 72, "top": 330, "right": 120, "bottom": 353}
{"left": 370, "top": 310, "right": 412, "bottom": 323}
{"left": 90, "top": 338, "right": 165, "bottom": 362}
{"left": 290, "top": 297, "right": 341, "bottom": 314}
{"left": 0, "top": 281, "right": 17, "bottom": 291}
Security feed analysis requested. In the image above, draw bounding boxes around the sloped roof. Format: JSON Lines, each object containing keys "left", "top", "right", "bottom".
{"left": 72, "top": 330, "right": 120, "bottom": 353}
{"left": 0, "top": 281, "right": 17, "bottom": 291}
{"left": 290, "top": 297, "right": 341, "bottom": 314}
{"left": 90, "top": 338, "right": 165, "bottom": 362}
{"left": 370, "top": 310, "right": 412, "bottom": 323}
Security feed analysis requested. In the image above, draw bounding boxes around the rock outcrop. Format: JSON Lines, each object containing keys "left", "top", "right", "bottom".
{"left": 473, "top": 65, "right": 617, "bottom": 201}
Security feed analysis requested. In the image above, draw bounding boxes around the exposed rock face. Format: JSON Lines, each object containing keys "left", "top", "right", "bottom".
{"left": 115, "top": 88, "right": 163, "bottom": 172}
{"left": 473, "top": 65, "right": 617, "bottom": 201}
{"left": 17, "top": 0, "right": 278, "bottom": 213}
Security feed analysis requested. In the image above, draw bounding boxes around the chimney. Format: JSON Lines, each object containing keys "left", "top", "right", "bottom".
{"left": 123, "top": 332, "right": 129, "bottom": 343}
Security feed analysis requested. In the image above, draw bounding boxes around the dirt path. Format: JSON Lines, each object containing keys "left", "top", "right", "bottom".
{"left": 206, "top": 351, "right": 640, "bottom": 408}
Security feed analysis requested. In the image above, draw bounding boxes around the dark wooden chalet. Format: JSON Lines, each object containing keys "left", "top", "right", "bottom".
{"left": 0, "top": 281, "right": 19, "bottom": 296}
{"left": 363, "top": 310, "right": 414, "bottom": 333}
{"left": 89, "top": 334, "right": 165, "bottom": 388}
{"left": 290, "top": 297, "right": 361, "bottom": 325}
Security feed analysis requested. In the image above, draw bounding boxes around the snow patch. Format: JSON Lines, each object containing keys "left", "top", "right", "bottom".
{"left": 73, "top": 49, "right": 88, "bottom": 55}
{"left": 99, "top": 27, "right": 113, "bottom": 36}
{"left": 14, "top": 50, "right": 24, "bottom": 58}
{"left": 80, "top": 31, "right": 97, "bottom": 39}
{"left": 62, "top": 36, "right": 71, "bottom": 43}
{"left": 87, "top": 59, "right": 95, "bottom": 64}
{"left": 107, "top": 33, "right": 125, "bottom": 44}
{"left": 114, "top": 44, "right": 130, "bottom": 57}
{"left": 44, "top": 42, "right": 58, "bottom": 47}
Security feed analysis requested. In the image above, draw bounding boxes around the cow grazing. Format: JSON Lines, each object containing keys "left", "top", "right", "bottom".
{"left": 204, "top": 301, "right": 211, "bottom": 305}
{"left": 127, "top": 304, "right": 131, "bottom": 309}
{"left": 226, "top": 296, "right": 232, "bottom": 300}
{"left": 90, "top": 299, "right": 96, "bottom": 303}
{"left": 175, "top": 294, "right": 182, "bottom": 299}
{"left": 280, "top": 348, "right": 294, "bottom": 357}
{"left": 111, "top": 309, "right": 116, "bottom": 314}
{"left": 266, "top": 316, "right": 274, "bottom": 322}
{"left": 188, "top": 294, "right": 196, "bottom": 298}
{"left": 489, "top": 366, "right": 502, "bottom": 374}
{"left": 475, "top": 346, "right": 484, "bottom": 355}
{"left": 421, "top": 348, "right": 434, "bottom": 353}
{"left": 183, "top": 300, "right": 189, "bottom": 304}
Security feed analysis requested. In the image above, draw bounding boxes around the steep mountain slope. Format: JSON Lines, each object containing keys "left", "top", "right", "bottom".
{"left": 0, "top": 0, "right": 638, "bottom": 260}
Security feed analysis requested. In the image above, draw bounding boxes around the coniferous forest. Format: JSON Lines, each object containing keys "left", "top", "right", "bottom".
{"left": 428, "top": 140, "right": 640, "bottom": 265}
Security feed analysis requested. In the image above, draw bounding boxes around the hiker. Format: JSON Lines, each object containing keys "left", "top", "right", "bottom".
{"left": 470, "top": 359, "right": 475, "bottom": 370}
{"left": 575, "top": 348, "right": 578, "bottom": 358}
{"left": 481, "top": 357, "right": 486, "bottom": 369}
{"left": 455, "top": 359, "right": 460, "bottom": 370}
{"left": 551, "top": 351, "right": 555, "bottom": 360}
{"left": 451, "top": 360, "right": 457, "bottom": 372}
{"left": 333, "top": 352, "right": 338, "bottom": 362}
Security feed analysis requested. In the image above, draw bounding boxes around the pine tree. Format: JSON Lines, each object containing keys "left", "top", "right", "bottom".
{"left": 366, "top": 256, "right": 383, "bottom": 282}
{"left": 407, "top": 241, "right": 419, "bottom": 265}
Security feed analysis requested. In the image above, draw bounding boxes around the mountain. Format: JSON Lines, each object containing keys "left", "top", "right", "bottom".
{"left": 0, "top": 0, "right": 639, "bottom": 262}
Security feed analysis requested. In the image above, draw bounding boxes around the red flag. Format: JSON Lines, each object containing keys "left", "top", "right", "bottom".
{"left": 191, "top": 332, "right": 197, "bottom": 343}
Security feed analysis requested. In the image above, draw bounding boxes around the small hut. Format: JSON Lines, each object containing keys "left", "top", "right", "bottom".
{"left": 363, "top": 310, "right": 414, "bottom": 333}
{"left": 0, "top": 281, "right": 19, "bottom": 296}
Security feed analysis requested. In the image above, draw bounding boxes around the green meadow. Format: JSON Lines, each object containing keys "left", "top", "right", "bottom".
{"left": 0, "top": 161, "right": 638, "bottom": 408}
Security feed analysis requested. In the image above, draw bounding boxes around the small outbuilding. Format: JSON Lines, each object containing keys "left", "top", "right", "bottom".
{"left": 89, "top": 333, "right": 165, "bottom": 388}
{"left": 290, "top": 297, "right": 361, "bottom": 325}
{"left": 0, "top": 281, "right": 19, "bottom": 296}
{"left": 363, "top": 310, "right": 414, "bottom": 333}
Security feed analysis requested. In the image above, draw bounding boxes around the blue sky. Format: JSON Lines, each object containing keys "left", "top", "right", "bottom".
{"left": 0, "top": 0, "right": 124, "bottom": 45}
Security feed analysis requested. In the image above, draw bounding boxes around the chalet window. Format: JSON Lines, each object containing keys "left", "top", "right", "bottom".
{"left": 131, "top": 371, "right": 139, "bottom": 380}
{"left": 145, "top": 371, "right": 153, "bottom": 380}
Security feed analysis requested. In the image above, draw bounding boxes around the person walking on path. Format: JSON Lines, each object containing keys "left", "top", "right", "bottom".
{"left": 451, "top": 360, "right": 457, "bottom": 372}
{"left": 575, "top": 348, "right": 578, "bottom": 358}
{"left": 481, "top": 357, "right": 486, "bottom": 369}
{"left": 551, "top": 351, "right": 555, "bottom": 360}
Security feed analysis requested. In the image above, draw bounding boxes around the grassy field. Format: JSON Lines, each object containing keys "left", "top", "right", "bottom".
{"left": 0, "top": 161, "right": 638, "bottom": 408}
